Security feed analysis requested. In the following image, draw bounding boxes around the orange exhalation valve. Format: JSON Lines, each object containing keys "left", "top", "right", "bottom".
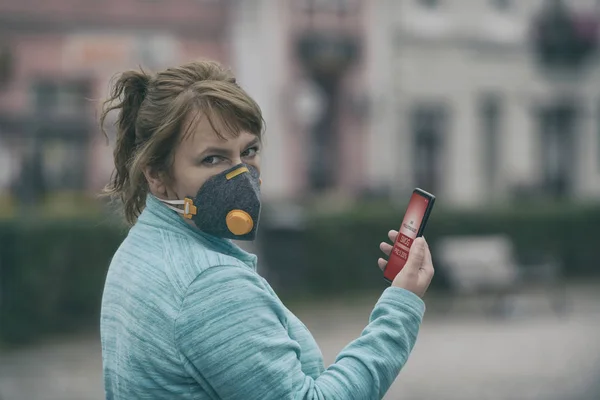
{"left": 226, "top": 209, "right": 254, "bottom": 235}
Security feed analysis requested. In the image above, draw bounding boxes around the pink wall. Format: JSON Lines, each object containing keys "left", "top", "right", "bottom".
{"left": 286, "top": 1, "right": 369, "bottom": 196}
{"left": 0, "top": 0, "right": 232, "bottom": 193}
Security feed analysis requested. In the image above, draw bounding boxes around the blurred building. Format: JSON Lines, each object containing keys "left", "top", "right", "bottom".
{"left": 0, "top": 0, "right": 230, "bottom": 203}
{"left": 0, "top": 0, "right": 370, "bottom": 205}
{"left": 367, "top": 0, "right": 600, "bottom": 207}
{"left": 231, "top": 0, "right": 368, "bottom": 202}
{"left": 1, "top": 0, "right": 600, "bottom": 209}
{"left": 235, "top": 0, "right": 600, "bottom": 207}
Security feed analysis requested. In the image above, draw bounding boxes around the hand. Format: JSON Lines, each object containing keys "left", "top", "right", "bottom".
{"left": 378, "top": 230, "right": 435, "bottom": 298}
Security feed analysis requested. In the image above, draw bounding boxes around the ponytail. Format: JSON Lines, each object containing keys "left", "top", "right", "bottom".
{"left": 100, "top": 70, "right": 150, "bottom": 224}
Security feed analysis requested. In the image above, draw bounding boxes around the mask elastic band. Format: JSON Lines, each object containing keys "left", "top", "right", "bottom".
{"left": 158, "top": 197, "right": 197, "bottom": 219}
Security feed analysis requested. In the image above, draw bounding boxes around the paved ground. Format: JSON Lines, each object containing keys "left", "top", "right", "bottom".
{"left": 1, "top": 283, "right": 599, "bottom": 400}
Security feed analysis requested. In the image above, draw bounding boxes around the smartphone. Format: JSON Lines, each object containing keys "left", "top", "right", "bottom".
{"left": 383, "top": 188, "right": 435, "bottom": 283}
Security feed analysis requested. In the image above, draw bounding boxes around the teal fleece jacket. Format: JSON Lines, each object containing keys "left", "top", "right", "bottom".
{"left": 100, "top": 195, "right": 426, "bottom": 399}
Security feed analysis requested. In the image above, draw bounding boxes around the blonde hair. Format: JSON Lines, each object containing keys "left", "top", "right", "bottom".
{"left": 100, "top": 60, "right": 264, "bottom": 225}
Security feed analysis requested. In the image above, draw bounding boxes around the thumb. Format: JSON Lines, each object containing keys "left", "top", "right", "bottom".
{"left": 405, "top": 237, "right": 426, "bottom": 271}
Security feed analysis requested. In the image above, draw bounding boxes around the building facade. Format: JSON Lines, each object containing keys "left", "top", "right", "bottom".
{"left": 0, "top": 0, "right": 372, "bottom": 204}
{"left": 231, "top": 0, "right": 369, "bottom": 202}
{"left": 2, "top": 0, "right": 599, "bottom": 209}
{"left": 0, "top": 0, "right": 231, "bottom": 202}
{"left": 366, "top": 0, "right": 600, "bottom": 207}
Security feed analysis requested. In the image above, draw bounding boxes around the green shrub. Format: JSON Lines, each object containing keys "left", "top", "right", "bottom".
{"left": 0, "top": 218, "right": 127, "bottom": 345}
{"left": 2, "top": 201, "right": 599, "bottom": 345}
{"left": 258, "top": 202, "right": 600, "bottom": 298}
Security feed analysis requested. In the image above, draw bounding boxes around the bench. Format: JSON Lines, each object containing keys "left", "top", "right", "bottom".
{"left": 435, "top": 235, "right": 568, "bottom": 316}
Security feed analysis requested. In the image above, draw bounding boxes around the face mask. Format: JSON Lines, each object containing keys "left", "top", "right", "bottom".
{"left": 158, "top": 164, "right": 262, "bottom": 241}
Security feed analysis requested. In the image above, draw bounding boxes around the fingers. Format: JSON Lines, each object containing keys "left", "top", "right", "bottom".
{"left": 404, "top": 237, "right": 426, "bottom": 272}
{"left": 420, "top": 239, "right": 435, "bottom": 279}
{"left": 379, "top": 241, "right": 393, "bottom": 257}
{"left": 378, "top": 257, "right": 387, "bottom": 271}
{"left": 424, "top": 238, "right": 432, "bottom": 265}
{"left": 380, "top": 230, "right": 398, "bottom": 259}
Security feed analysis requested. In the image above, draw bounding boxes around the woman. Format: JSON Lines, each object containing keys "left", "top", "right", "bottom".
{"left": 100, "top": 59, "right": 435, "bottom": 400}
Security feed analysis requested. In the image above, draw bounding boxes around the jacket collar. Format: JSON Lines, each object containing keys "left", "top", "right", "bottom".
{"left": 136, "top": 194, "right": 258, "bottom": 269}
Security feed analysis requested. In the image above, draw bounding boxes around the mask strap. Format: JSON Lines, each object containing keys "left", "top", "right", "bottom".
{"left": 157, "top": 197, "right": 197, "bottom": 219}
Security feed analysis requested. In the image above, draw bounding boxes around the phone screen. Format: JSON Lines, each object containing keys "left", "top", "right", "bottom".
{"left": 384, "top": 191, "right": 432, "bottom": 282}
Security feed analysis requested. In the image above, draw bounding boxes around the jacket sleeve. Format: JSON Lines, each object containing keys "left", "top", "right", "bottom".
{"left": 174, "top": 265, "right": 425, "bottom": 400}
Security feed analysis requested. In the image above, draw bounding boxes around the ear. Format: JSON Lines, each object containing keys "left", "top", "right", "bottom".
{"left": 143, "top": 166, "right": 167, "bottom": 196}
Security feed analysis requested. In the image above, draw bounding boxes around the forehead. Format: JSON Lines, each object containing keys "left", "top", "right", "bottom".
{"left": 181, "top": 110, "right": 257, "bottom": 148}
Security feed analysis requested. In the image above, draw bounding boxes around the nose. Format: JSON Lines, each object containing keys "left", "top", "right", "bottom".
{"left": 226, "top": 166, "right": 249, "bottom": 180}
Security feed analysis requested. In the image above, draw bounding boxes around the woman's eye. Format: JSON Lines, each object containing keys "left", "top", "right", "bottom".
{"left": 242, "top": 146, "right": 259, "bottom": 158}
{"left": 202, "top": 156, "right": 223, "bottom": 166}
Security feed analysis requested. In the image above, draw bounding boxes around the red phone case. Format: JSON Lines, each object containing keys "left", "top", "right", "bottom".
{"left": 384, "top": 189, "right": 435, "bottom": 283}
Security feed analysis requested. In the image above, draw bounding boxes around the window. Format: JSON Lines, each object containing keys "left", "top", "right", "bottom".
{"left": 136, "top": 35, "right": 180, "bottom": 70}
{"left": 296, "top": 0, "right": 357, "bottom": 12}
{"left": 417, "top": 0, "right": 440, "bottom": 9}
{"left": 0, "top": 43, "right": 13, "bottom": 87}
{"left": 537, "top": 102, "right": 577, "bottom": 198}
{"left": 0, "top": 137, "right": 17, "bottom": 191}
{"left": 479, "top": 93, "right": 503, "bottom": 191}
{"left": 41, "top": 140, "right": 87, "bottom": 191}
{"left": 31, "top": 80, "right": 91, "bottom": 117}
{"left": 410, "top": 103, "right": 447, "bottom": 194}
{"left": 597, "top": 98, "right": 600, "bottom": 171}
{"left": 490, "top": 0, "right": 512, "bottom": 12}
{"left": 28, "top": 78, "right": 92, "bottom": 193}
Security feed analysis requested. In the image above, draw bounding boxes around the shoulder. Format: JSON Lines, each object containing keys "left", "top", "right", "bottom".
{"left": 174, "top": 264, "right": 289, "bottom": 340}
{"left": 157, "top": 229, "right": 252, "bottom": 296}
{"left": 118, "top": 222, "right": 257, "bottom": 302}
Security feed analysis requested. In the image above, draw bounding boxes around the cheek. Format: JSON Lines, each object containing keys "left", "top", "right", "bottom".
{"left": 247, "top": 155, "right": 261, "bottom": 174}
{"left": 171, "top": 160, "right": 210, "bottom": 197}
{"left": 182, "top": 169, "right": 212, "bottom": 196}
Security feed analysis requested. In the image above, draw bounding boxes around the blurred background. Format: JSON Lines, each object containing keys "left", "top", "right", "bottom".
{"left": 0, "top": 0, "right": 600, "bottom": 399}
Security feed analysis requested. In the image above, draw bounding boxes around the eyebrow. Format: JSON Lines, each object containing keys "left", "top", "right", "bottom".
{"left": 198, "top": 147, "right": 232, "bottom": 158}
{"left": 245, "top": 137, "right": 261, "bottom": 149}
{"left": 196, "top": 137, "right": 261, "bottom": 159}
